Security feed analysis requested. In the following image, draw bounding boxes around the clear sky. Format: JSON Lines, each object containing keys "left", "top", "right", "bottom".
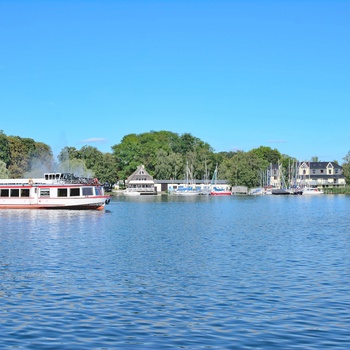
{"left": 0, "top": 0, "right": 349, "bottom": 163}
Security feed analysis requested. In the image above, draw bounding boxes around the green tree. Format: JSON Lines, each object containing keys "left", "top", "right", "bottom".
{"left": 250, "top": 146, "right": 281, "bottom": 165}
{"left": 59, "top": 158, "right": 93, "bottom": 177}
{"left": 79, "top": 146, "right": 104, "bottom": 170}
{"left": 342, "top": 151, "right": 350, "bottom": 184}
{"left": 7, "top": 136, "right": 31, "bottom": 178}
{"left": 226, "top": 151, "right": 268, "bottom": 188}
{"left": 57, "top": 147, "right": 80, "bottom": 163}
{"left": 112, "top": 131, "right": 214, "bottom": 180}
{"left": 0, "top": 160, "right": 9, "bottom": 178}
{"left": 93, "top": 152, "right": 118, "bottom": 185}
{"left": 167, "top": 152, "right": 184, "bottom": 179}
{"left": 0, "top": 131, "right": 10, "bottom": 166}
{"left": 154, "top": 149, "right": 173, "bottom": 179}
{"left": 112, "top": 133, "right": 142, "bottom": 180}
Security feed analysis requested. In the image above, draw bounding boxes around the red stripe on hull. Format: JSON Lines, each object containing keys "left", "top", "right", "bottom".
{"left": 0, "top": 204, "right": 105, "bottom": 210}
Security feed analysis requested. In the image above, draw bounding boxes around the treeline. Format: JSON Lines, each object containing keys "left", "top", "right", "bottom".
{"left": 0, "top": 131, "right": 53, "bottom": 179}
{"left": 1, "top": 130, "right": 350, "bottom": 188}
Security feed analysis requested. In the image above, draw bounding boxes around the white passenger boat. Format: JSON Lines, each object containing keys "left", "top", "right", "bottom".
{"left": 0, "top": 173, "right": 111, "bottom": 210}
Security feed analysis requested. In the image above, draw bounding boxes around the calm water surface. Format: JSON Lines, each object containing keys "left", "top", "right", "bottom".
{"left": 1, "top": 195, "right": 350, "bottom": 349}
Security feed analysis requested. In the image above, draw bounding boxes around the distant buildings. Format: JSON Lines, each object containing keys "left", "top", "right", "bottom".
{"left": 269, "top": 161, "right": 346, "bottom": 189}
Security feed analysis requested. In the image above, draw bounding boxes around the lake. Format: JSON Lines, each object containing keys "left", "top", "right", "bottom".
{"left": 1, "top": 194, "right": 350, "bottom": 349}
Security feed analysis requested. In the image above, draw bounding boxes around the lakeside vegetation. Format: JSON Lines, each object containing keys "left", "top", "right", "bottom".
{"left": 323, "top": 186, "right": 350, "bottom": 194}
{"left": 1, "top": 130, "right": 350, "bottom": 189}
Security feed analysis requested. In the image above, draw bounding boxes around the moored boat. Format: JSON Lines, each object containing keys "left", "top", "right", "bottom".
{"left": 271, "top": 188, "right": 291, "bottom": 195}
{"left": 210, "top": 187, "right": 232, "bottom": 196}
{"left": 302, "top": 187, "right": 324, "bottom": 195}
{"left": 210, "top": 164, "right": 231, "bottom": 196}
{"left": 0, "top": 173, "right": 111, "bottom": 210}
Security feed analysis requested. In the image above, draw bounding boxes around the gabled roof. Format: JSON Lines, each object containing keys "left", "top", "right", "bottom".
{"left": 300, "top": 161, "right": 342, "bottom": 170}
{"left": 126, "top": 165, "right": 154, "bottom": 184}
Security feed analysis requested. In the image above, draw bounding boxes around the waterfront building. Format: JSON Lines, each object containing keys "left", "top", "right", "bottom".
{"left": 297, "top": 161, "right": 346, "bottom": 189}
{"left": 124, "top": 165, "right": 157, "bottom": 195}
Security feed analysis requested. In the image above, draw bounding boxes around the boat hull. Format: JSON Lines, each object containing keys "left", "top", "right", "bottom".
{"left": 210, "top": 191, "right": 232, "bottom": 196}
{"left": 0, "top": 173, "right": 111, "bottom": 210}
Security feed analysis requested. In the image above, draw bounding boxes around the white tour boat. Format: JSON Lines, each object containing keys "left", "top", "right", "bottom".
{"left": 0, "top": 173, "right": 111, "bottom": 210}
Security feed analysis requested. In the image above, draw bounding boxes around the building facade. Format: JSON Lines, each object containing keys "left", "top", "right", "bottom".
{"left": 297, "top": 162, "right": 346, "bottom": 188}
{"left": 124, "top": 165, "right": 157, "bottom": 195}
{"left": 268, "top": 161, "right": 346, "bottom": 189}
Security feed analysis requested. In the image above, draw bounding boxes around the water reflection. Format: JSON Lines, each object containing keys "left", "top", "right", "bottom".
{"left": 1, "top": 196, "right": 350, "bottom": 349}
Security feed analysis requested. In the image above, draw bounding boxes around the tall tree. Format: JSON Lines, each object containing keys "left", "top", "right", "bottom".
{"left": 93, "top": 152, "right": 118, "bottom": 184}
{"left": 112, "top": 131, "right": 214, "bottom": 180}
{"left": 0, "top": 160, "right": 9, "bottom": 178}
{"left": 79, "top": 146, "right": 103, "bottom": 170}
{"left": 250, "top": 146, "right": 281, "bottom": 165}
{"left": 226, "top": 151, "right": 268, "bottom": 188}
{"left": 7, "top": 136, "right": 31, "bottom": 178}
{"left": 342, "top": 151, "right": 350, "bottom": 184}
{"left": 57, "top": 146, "right": 80, "bottom": 163}
{"left": 0, "top": 131, "right": 10, "bottom": 166}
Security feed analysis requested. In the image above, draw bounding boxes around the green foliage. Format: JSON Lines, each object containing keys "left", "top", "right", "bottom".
{"left": 0, "top": 160, "right": 9, "bottom": 178}
{"left": 111, "top": 131, "right": 214, "bottom": 180}
{"left": 4, "top": 130, "right": 348, "bottom": 190}
{"left": 225, "top": 151, "right": 269, "bottom": 187}
{"left": 0, "top": 131, "right": 10, "bottom": 166}
{"left": 57, "top": 147, "right": 80, "bottom": 163}
{"left": 57, "top": 145, "right": 117, "bottom": 184}
{"left": 342, "top": 151, "right": 350, "bottom": 184}
{"left": 59, "top": 159, "right": 93, "bottom": 177}
{"left": 0, "top": 132, "right": 54, "bottom": 178}
{"left": 92, "top": 153, "right": 118, "bottom": 184}
{"left": 250, "top": 146, "right": 281, "bottom": 165}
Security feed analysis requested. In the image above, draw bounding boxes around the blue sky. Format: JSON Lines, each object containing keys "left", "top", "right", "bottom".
{"left": 0, "top": 0, "right": 349, "bottom": 162}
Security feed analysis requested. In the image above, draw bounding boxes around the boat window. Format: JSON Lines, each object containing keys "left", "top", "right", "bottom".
{"left": 58, "top": 188, "right": 68, "bottom": 197}
{"left": 95, "top": 187, "right": 102, "bottom": 196}
{"left": 70, "top": 188, "right": 80, "bottom": 197}
{"left": 0, "top": 189, "right": 9, "bottom": 197}
{"left": 40, "top": 189, "right": 50, "bottom": 197}
{"left": 10, "top": 189, "right": 20, "bottom": 197}
{"left": 82, "top": 187, "right": 93, "bottom": 196}
{"left": 21, "top": 189, "right": 30, "bottom": 197}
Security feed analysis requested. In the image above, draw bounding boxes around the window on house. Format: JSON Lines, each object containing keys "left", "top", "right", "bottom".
{"left": 335, "top": 169, "right": 339, "bottom": 174}
{"left": 303, "top": 170, "right": 306, "bottom": 175}
{"left": 328, "top": 170, "right": 332, "bottom": 174}
{"left": 312, "top": 170, "right": 316, "bottom": 174}
{"left": 320, "top": 170, "right": 324, "bottom": 174}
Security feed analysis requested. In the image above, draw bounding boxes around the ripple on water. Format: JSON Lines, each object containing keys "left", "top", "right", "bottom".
{"left": 1, "top": 196, "right": 350, "bottom": 349}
